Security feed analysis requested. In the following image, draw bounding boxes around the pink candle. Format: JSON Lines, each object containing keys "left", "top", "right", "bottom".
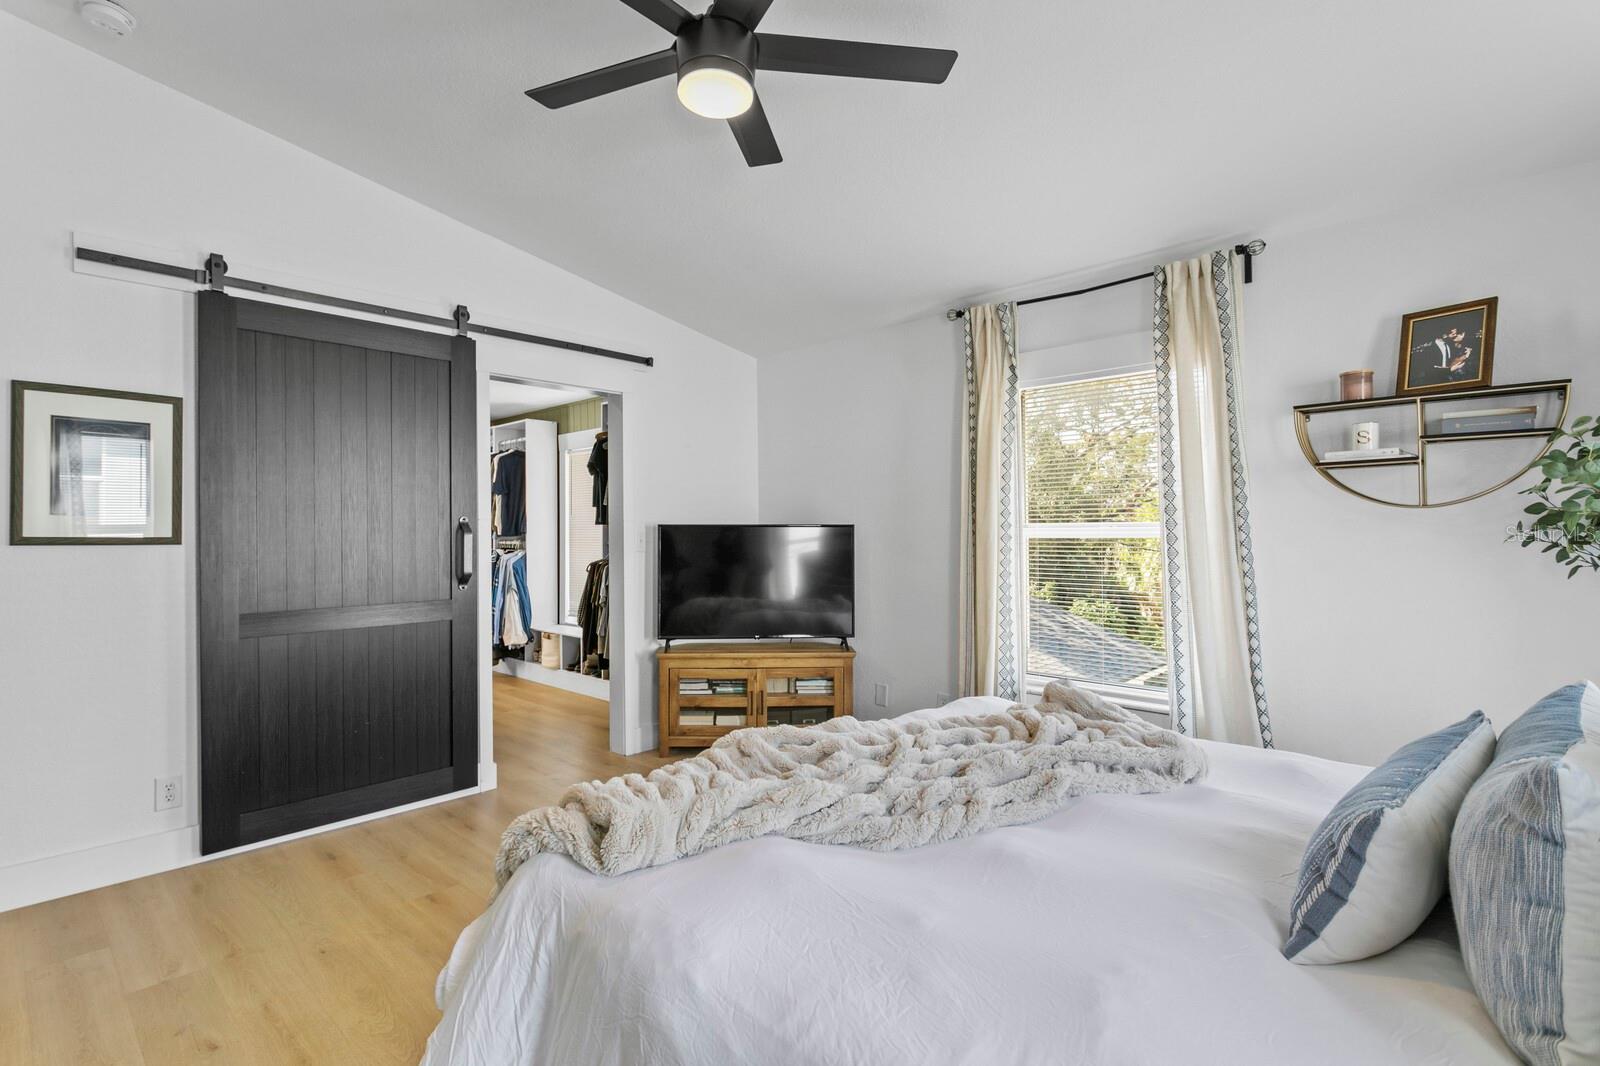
{"left": 1340, "top": 370, "right": 1375, "bottom": 401}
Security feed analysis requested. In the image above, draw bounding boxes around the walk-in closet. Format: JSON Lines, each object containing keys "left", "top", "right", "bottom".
{"left": 488, "top": 378, "right": 612, "bottom": 710}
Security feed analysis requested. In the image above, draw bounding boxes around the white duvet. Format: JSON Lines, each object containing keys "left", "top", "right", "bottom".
{"left": 423, "top": 698, "right": 1514, "bottom": 1065}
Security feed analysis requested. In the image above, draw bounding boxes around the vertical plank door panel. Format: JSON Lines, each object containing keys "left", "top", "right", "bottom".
{"left": 257, "top": 634, "right": 290, "bottom": 810}
{"left": 254, "top": 334, "right": 288, "bottom": 615}
{"left": 342, "top": 628, "right": 370, "bottom": 789}
{"left": 284, "top": 338, "right": 316, "bottom": 613}
{"left": 367, "top": 624, "right": 395, "bottom": 785}
{"left": 312, "top": 343, "right": 343, "bottom": 610}
{"left": 234, "top": 333, "right": 261, "bottom": 811}
{"left": 365, "top": 350, "right": 393, "bottom": 608}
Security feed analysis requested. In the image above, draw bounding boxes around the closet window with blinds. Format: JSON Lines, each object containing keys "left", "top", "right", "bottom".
{"left": 1021, "top": 370, "right": 1168, "bottom": 701}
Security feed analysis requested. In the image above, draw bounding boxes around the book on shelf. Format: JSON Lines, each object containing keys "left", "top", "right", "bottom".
{"left": 1430, "top": 406, "right": 1539, "bottom": 435}
{"left": 1322, "top": 447, "right": 1416, "bottom": 463}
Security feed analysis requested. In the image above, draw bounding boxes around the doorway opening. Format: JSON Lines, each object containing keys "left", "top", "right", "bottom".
{"left": 487, "top": 376, "right": 613, "bottom": 734}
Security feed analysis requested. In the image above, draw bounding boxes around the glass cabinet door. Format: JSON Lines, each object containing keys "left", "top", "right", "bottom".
{"left": 670, "top": 667, "right": 758, "bottom": 733}
{"left": 759, "top": 667, "right": 841, "bottom": 727}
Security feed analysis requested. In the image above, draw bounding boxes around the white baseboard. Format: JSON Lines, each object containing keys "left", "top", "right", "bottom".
{"left": 0, "top": 765, "right": 497, "bottom": 914}
{"left": 0, "top": 825, "right": 200, "bottom": 915}
{"left": 501, "top": 656, "right": 610, "bottom": 700}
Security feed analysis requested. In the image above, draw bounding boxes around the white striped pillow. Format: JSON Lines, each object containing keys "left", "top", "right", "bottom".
{"left": 1451, "top": 681, "right": 1600, "bottom": 1066}
{"left": 1284, "top": 712, "right": 1496, "bottom": 965}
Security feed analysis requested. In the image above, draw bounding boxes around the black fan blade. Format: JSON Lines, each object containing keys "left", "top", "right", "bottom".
{"left": 756, "top": 34, "right": 957, "bottom": 83}
{"left": 526, "top": 49, "right": 677, "bottom": 109}
{"left": 707, "top": 0, "right": 777, "bottom": 29}
{"left": 618, "top": 0, "right": 694, "bottom": 34}
{"left": 729, "top": 94, "right": 781, "bottom": 167}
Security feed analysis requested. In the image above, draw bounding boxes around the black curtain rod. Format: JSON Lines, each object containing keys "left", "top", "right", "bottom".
{"left": 945, "top": 239, "right": 1266, "bottom": 320}
{"left": 75, "top": 247, "right": 655, "bottom": 368}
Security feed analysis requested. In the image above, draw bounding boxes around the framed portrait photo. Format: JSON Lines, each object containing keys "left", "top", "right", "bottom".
{"left": 1395, "top": 297, "right": 1497, "bottom": 397}
{"left": 10, "top": 381, "right": 182, "bottom": 545}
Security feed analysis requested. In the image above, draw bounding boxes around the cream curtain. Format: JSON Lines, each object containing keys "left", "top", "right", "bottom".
{"left": 1152, "top": 251, "right": 1272, "bottom": 746}
{"left": 958, "top": 302, "right": 1021, "bottom": 700}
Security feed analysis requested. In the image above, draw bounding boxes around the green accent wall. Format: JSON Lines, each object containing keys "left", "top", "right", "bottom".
{"left": 494, "top": 396, "right": 604, "bottom": 435}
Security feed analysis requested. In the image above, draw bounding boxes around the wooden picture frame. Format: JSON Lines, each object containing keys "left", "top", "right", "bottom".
{"left": 1395, "top": 297, "right": 1498, "bottom": 397}
{"left": 10, "top": 380, "right": 183, "bottom": 545}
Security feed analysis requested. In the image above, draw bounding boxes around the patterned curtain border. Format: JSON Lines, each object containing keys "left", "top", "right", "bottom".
{"left": 962, "top": 312, "right": 979, "bottom": 696}
{"left": 995, "top": 302, "right": 1019, "bottom": 701}
{"left": 1150, "top": 268, "right": 1191, "bottom": 736}
{"left": 960, "top": 303, "right": 1020, "bottom": 702}
{"left": 1206, "top": 252, "right": 1273, "bottom": 748}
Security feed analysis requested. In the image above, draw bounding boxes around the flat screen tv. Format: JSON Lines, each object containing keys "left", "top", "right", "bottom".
{"left": 657, "top": 524, "right": 854, "bottom": 640}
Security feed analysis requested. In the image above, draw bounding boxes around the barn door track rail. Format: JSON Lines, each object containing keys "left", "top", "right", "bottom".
{"left": 75, "top": 246, "right": 655, "bottom": 368}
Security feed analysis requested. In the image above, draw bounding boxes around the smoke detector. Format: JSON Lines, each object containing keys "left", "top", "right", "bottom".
{"left": 79, "top": 0, "right": 137, "bottom": 38}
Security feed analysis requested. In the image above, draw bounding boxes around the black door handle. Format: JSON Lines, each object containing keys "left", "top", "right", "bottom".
{"left": 456, "top": 516, "right": 474, "bottom": 589}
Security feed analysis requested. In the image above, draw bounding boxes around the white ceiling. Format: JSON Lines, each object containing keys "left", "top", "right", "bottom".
{"left": 489, "top": 378, "right": 598, "bottom": 420}
{"left": 7, "top": 0, "right": 1599, "bottom": 356}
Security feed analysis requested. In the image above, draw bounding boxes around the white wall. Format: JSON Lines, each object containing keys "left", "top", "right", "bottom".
{"left": 759, "top": 315, "right": 967, "bottom": 715}
{"left": 0, "top": 13, "right": 757, "bottom": 910}
{"left": 759, "top": 156, "right": 1600, "bottom": 765}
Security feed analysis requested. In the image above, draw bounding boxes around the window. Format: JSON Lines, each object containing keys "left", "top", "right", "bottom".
{"left": 50, "top": 416, "right": 154, "bottom": 536}
{"left": 1021, "top": 370, "right": 1167, "bottom": 703}
{"left": 559, "top": 431, "right": 605, "bottom": 625}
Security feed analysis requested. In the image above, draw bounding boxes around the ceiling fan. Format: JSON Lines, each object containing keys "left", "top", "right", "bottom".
{"left": 525, "top": 0, "right": 958, "bottom": 167}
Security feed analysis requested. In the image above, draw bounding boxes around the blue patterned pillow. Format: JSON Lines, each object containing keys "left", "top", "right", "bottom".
{"left": 1451, "top": 682, "right": 1600, "bottom": 1066}
{"left": 1284, "top": 711, "right": 1496, "bottom": 964}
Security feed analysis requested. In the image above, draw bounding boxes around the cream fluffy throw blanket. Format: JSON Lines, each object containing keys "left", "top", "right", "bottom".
{"left": 494, "top": 681, "right": 1206, "bottom": 891}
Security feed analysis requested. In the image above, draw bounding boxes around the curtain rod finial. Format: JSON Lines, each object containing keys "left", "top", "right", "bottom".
{"left": 946, "top": 308, "right": 964, "bottom": 321}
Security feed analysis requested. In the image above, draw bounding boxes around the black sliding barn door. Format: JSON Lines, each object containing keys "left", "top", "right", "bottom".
{"left": 197, "top": 292, "right": 478, "bottom": 854}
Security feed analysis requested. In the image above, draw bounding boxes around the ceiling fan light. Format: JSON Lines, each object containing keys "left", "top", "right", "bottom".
{"left": 676, "top": 59, "right": 753, "bottom": 119}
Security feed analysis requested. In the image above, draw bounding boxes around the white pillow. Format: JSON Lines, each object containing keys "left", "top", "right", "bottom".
{"left": 1284, "top": 711, "right": 1496, "bottom": 964}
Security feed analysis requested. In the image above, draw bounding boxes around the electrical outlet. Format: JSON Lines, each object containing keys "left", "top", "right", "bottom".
{"left": 873, "top": 682, "right": 889, "bottom": 708}
{"left": 935, "top": 692, "right": 952, "bottom": 707}
{"left": 155, "top": 775, "right": 182, "bottom": 811}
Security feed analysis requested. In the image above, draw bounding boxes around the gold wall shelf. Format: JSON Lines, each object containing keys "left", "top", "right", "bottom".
{"left": 1293, "top": 379, "right": 1572, "bottom": 509}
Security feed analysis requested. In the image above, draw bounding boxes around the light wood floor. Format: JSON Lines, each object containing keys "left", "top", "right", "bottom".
{"left": 0, "top": 676, "right": 673, "bottom": 1065}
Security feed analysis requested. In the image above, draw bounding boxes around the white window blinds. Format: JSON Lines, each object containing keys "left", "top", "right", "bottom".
{"left": 1022, "top": 371, "right": 1168, "bottom": 697}
{"left": 51, "top": 417, "right": 155, "bottom": 535}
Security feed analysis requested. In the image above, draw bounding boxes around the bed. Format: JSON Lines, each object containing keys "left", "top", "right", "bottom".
{"left": 422, "top": 697, "right": 1515, "bottom": 1065}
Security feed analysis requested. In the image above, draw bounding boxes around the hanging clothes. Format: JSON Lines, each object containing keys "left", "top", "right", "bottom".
{"left": 507, "top": 552, "right": 532, "bottom": 643}
{"left": 492, "top": 547, "right": 532, "bottom": 651}
{"left": 577, "top": 557, "right": 609, "bottom": 676}
{"left": 491, "top": 549, "right": 504, "bottom": 644}
{"left": 587, "top": 434, "right": 609, "bottom": 526}
{"left": 493, "top": 448, "right": 527, "bottom": 536}
{"left": 489, "top": 450, "right": 506, "bottom": 535}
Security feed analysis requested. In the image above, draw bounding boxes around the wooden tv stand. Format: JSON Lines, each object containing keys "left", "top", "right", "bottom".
{"left": 656, "top": 642, "right": 855, "bottom": 756}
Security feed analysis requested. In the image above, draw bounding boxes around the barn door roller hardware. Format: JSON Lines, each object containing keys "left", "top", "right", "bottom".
{"left": 75, "top": 246, "right": 654, "bottom": 368}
